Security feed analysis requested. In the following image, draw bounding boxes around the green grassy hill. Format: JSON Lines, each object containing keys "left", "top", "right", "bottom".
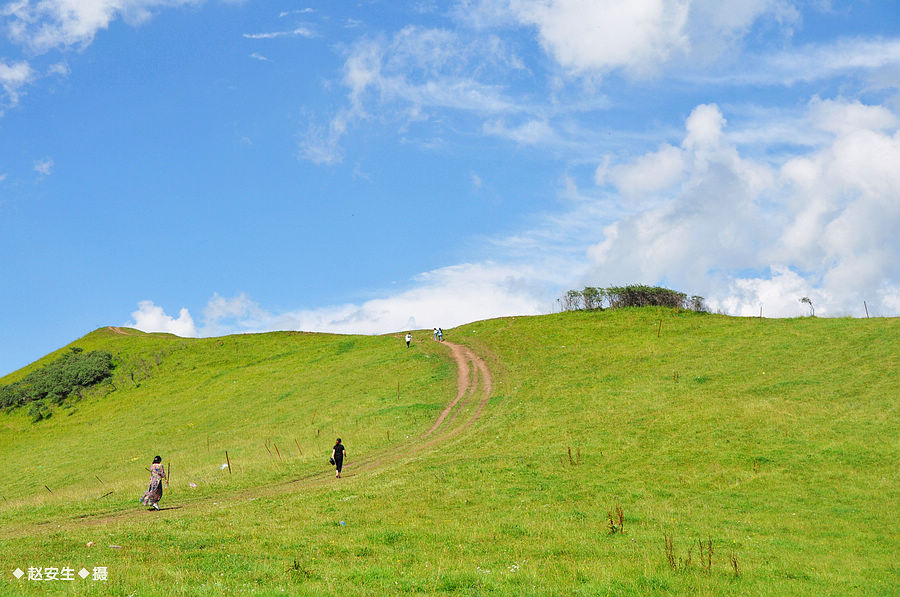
{"left": 0, "top": 311, "right": 897, "bottom": 595}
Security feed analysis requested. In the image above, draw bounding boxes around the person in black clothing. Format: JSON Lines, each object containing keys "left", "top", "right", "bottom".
{"left": 331, "top": 438, "right": 347, "bottom": 478}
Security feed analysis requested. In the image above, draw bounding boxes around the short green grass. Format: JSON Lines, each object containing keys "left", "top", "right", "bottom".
{"left": 0, "top": 311, "right": 897, "bottom": 595}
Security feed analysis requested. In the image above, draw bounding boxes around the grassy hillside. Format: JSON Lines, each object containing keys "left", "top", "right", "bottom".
{"left": 0, "top": 312, "right": 897, "bottom": 595}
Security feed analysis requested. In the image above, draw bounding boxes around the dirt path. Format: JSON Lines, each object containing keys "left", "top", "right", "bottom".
{"left": 38, "top": 340, "right": 493, "bottom": 531}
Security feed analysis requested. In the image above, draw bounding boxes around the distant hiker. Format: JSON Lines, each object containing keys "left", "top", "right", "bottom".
{"left": 438, "top": 328, "right": 444, "bottom": 341}
{"left": 332, "top": 438, "right": 347, "bottom": 478}
{"left": 433, "top": 327, "right": 439, "bottom": 340}
{"left": 140, "top": 455, "right": 167, "bottom": 510}
{"left": 405, "top": 333, "right": 412, "bottom": 348}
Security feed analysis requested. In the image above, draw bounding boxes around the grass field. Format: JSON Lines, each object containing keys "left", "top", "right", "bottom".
{"left": 0, "top": 310, "right": 897, "bottom": 595}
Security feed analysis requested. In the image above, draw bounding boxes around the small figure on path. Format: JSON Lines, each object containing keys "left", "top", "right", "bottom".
{"left": 332, "top": 438, "right": 347, "bottom": 478}
{"left": 433, "top": 327, "right": 438, "bottom": 340}
{"left": 438, "top": 328, "right": 444, "bottom": 341}
{"left": 140, "top": 455, "right": 167, "bottom": 510}
{"left": 405, "top": 333, "right": 412, "bottom": 348}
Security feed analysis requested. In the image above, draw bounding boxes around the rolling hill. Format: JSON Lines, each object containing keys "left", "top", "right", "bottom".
{"left": 1, "top": 309, "right": 897, "bottom": 595}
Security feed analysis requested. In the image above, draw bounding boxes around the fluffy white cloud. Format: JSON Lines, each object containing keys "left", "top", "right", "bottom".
{"left": 128, "top": 300, "right": 198, "bottom": 337}
{"left": 513, "top": 0, "right": 691, "bottom": 76}
{"left": 199, "top": 263, "right": 548, "bottom": 337}
{"left": 459, "top": 0, "right": 796, "bottom": 76}
{"left": 807, "top": 97, "right": 899, "bottom": 135}
{"left": 710, "top": 266, "right": 816, "bottom": 317}
{"left": 602, "top": 143, "right": 686, "bottom": 197}
{"left": 2, "top": 0, "right": 200, "bottom": 53}
{"left": 585, "top": 99, "right": 900, "bottom": 317}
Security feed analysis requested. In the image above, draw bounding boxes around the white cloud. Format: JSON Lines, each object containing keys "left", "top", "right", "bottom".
{"left": 33, "top": 158, "right": 53, "bottom": 175}
{"left": 199, "top": 263, "right": 549, "bottom": 337}
{"left": 483, "top": 118, "right": 555, "bottom": 144}
{"left": 700, "top": 37, "right": 900, "bottom": 86}
{"left": 459, "top": 0, "right": 796, "bottom": 77}
{"left": 709, "top": 266, "right": 816, "bottom": 317}
{"left": 604, "top": 143, "right": 686, "bottom": 197}
{"left": 807, "top": 97, "right": 899, "bottom": 135}
{"left": 249, "top": 52, "right": 271, "bottom": 62}
{"left": 584, "top": 99, "right": 900, "bottom": 317}
{"left": 297, "top": 112, "right": 348, "bottom": 165}
{"left": 514, "top": 0, "right": 691, "bottom": 76}
{"left": 300, "top": 26, "right": 526, "bottom": 163}
{"left": 279, "top": 8, "right": 313, "bottom": 18}
{"left": 128, "top": 300, "right": 198, "bottom": 337}
{"left": 343, "top": 28, "right": 523, "bottom": 113}
{"left": 47, "top": 61, "right": 70, "bottom": 76}
{"left": 0, "top": 60, "right": 34, "bottom": 112}
{"left": 3, "top": 0, "right": 200, "bottom": 53}
{"left": 242, "top": 27, "right": 314, "bottom": 40}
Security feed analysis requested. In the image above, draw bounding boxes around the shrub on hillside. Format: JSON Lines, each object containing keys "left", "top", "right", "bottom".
{"left": 0, "top": 348, "right": 114, "bottom": 413}
{"left": 560, "top": 285, "right": 707, "bottom": 312}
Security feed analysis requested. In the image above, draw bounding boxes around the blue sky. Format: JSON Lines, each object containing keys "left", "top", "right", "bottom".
{"left": 1, "top": 0, "right": 899, "bottom": 376}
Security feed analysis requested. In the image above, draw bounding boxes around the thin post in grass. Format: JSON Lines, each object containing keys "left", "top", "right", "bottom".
{"left": 397, "top": 381, "right": 400, "bottom": 400}
{"left": 44, "top": 485, "right": 53, "bottom": 494}
{"left": 95, "top": 475, "right": 104, "bottom": 485}
{"left": 274, "top": 443, "right": 283, "bottom": 462}
{"left": 97, "top": 491, "right": 113, "bottom": 500}
{"left": 759, "top": 305, "right": 763, "bottom": 318}
{"left": 657, "top": 319, "right": 662, "bottom": 338}
{"left": 225, "top": 451, "right": 232, "bottom": 474}
{"left": 294, "top": 438, "right": 303, "bottom": 456}
{"left": 699, "top": 538, "right": 713, "bottom": 572}
{"left": 864, "top": 301, "right": 870, "bottom": 318}
{"left": 567, "top": 446, "right": 574, "bottom": 465}
{"left": 264, "top": 443, "right": 273, "bottom": 457}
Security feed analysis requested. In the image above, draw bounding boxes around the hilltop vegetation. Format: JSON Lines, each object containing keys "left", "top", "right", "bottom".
{"left": 0, "top": 312, "right": 897, "bottom": 596}
{"left": 0, "top": 347, "right": 113, "bottom": 421}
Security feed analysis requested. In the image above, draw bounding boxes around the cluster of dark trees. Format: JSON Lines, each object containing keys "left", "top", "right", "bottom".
{"left": 0, "top": 347, "right": 114, "bottom": 421}
{"left": 560, "top": 285, "right": 706, "bottom": 312}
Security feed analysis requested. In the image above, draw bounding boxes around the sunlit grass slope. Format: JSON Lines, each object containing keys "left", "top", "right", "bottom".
{"left": 1, "top": 312, "right": 897, "bottom": 596}
{"left": 0, "top": 327, "right": 453, "bottom": 530}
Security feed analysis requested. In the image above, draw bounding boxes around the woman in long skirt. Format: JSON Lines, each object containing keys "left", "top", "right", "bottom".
{"left": 140, "top": 455, "right": 167, "bottom": 510}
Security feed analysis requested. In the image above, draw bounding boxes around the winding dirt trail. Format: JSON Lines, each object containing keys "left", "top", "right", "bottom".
{"left": 340, "top": 341, "right": 493, "bottom": 476}
{"left": 24, "top": 339, "right": 493, "bottom": 531}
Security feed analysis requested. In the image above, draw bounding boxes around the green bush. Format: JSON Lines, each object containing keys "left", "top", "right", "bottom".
{"left": 0, "top": 348, "right": 114, "bottom": 413}
{"left": 560, "top": 285, "right": 706, "bottom": 312}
